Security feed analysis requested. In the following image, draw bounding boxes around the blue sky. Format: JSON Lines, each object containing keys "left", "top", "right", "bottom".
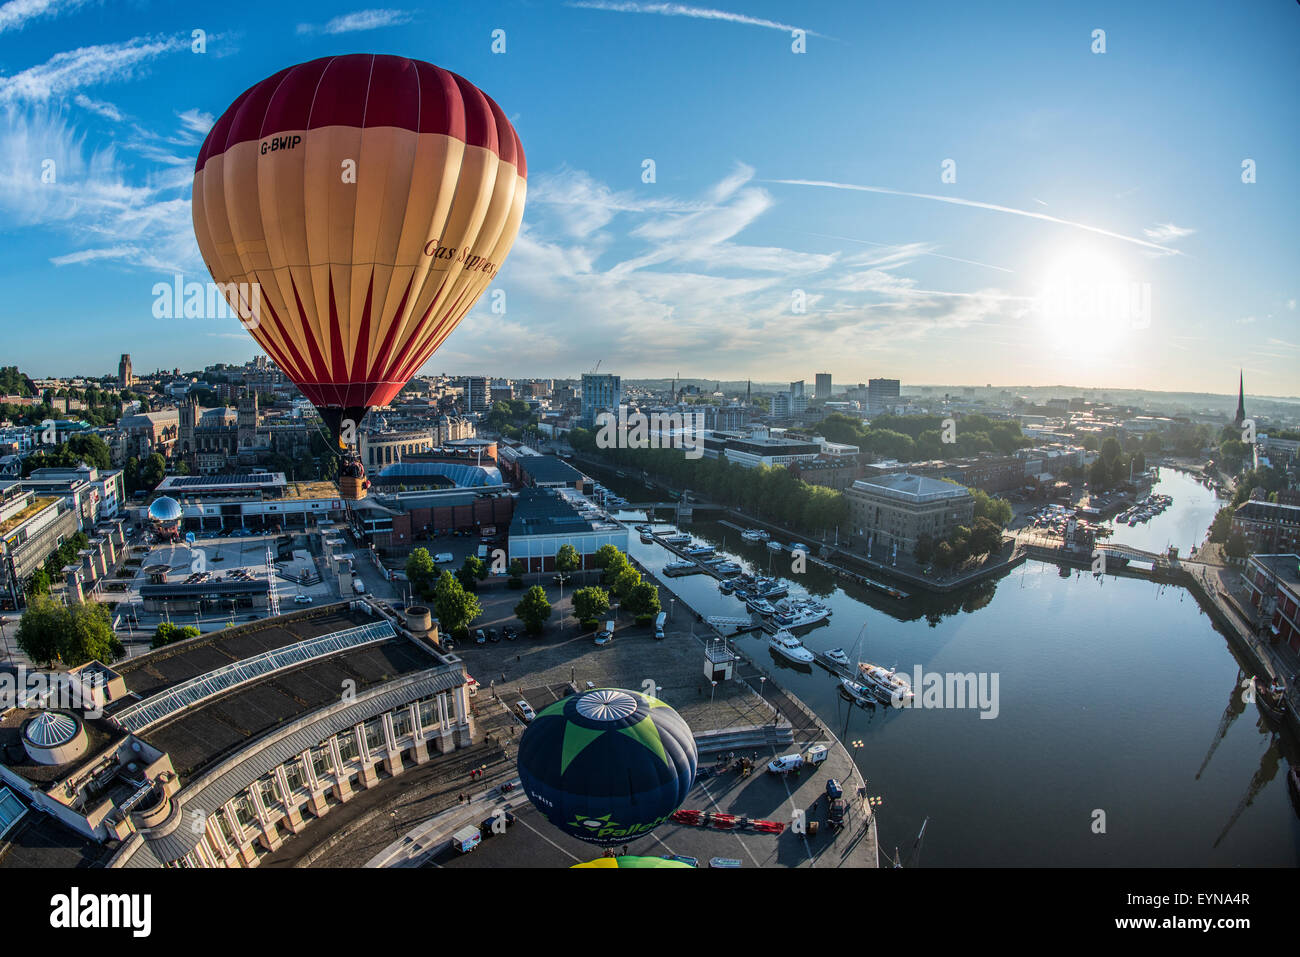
{"left": 0, "top": 0, "right": 1297, "bottom": 396}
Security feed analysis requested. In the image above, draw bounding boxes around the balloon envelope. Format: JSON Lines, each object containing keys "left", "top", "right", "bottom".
{"left": 192, "top": 54, "right": 526, "bottom": 443}
{"left": 517, "top": 688, "right": 698, "bottom": 847}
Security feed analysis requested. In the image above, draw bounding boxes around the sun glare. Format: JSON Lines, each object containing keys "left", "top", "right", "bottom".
{"left": 1034, "top": 246, "right": 1148, "bottom": 361}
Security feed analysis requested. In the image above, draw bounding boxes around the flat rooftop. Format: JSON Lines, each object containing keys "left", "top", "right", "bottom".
{"left": 851, "top": 472, "right": 972, "bottom": 503}
{"left": 509, "top": 487, "right": 597, "bottom": 537}
{"left": 111, "top": 604, "right": 443, "bottom": 780}
{"left": 1252, "top": 553, "right": 1300, "bottom": 590}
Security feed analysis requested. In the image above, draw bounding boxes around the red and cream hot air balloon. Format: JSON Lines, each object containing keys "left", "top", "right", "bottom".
{"left": 192, "top": 54, "right": 526, "bottom": 497}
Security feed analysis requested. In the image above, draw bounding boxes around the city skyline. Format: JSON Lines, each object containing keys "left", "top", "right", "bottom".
{"left": 0, "top": 1, "right": 1296, "bottom": 395}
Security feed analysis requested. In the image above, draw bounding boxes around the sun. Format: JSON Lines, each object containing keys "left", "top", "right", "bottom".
{"left": 1034, "top": 246, "right": 1147, "bottom": 360}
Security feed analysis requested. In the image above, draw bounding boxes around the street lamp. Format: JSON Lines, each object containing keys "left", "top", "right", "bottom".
{"left": 709, "top": 680, "right": 718, "bottom": 705}
{"left": 669, "top": 597, "right": 675, "bottom": 621}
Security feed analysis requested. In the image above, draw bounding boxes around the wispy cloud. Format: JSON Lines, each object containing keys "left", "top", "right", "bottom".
{"left": 1143, "top": 222, "right": 1195, "bottom": 243}
{"left": 0, "top": 34, "right": 189, "bottom": 105}
{"left": 450, "top": 164, "right": 1024, "bottom": 377}
{"left": 566, "top": 1, "right": 822, "bottom": 37}
{"left": 296, "top": 9, "right": 413, "bottom": 35}
{"left": 50, "top": 245, "right": 141, "bottom": 266}
{"left": 768, "top": 178, "right": 1186, "bottom": 256}
{"left": 72, "top": 93, "right": 124, "bottom": 122}
{"left": 0, "top": 0, "right": 91, "bottom": 35}
{"left": 1, "top": 106, "right": 201, "bottom": 273}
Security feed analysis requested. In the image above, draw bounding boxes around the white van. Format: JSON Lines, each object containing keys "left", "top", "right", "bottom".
{"left": 654, "top": 612, "right": 667, "bottom": 640}
{"left": 434, "top": 552, "right": 454, "bottom": 564}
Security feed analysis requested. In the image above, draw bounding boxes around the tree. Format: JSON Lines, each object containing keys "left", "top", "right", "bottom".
{"left": 15, "top": 594, "right": 65, "bottom": 666}
{"left": 507, "top": 558, "right": 526, "bottom": 589}
{"left": 434, "top": 570, "right": 481, "bottom": 638}
{"left": 933, "top": 540, "right": 955, "bottom": 569}
{"left": 406, "top": 548, "right": 437, "bottom": 597}
{"left": 151, "top": 622, "right": 199, "bottom": 649}
{"left": 65, "top": 602, "right": 122, "bottom": 667}
{"left": 66, "top": 433, "right": 111, "bottom": 470}
{"left": 572, "top": 586, "right": 610, "bottom": 624}
{"left": 141, "top": 452, "right": 166, "bottom": 490}
{"left": 624, "top": 582, "right": 661, "bottom": 620}
{"left": 514, "top": 585, "right": 553, "bottom": 634}
{"left": 1100, "top": 436, "right": 1122, "bottom": 466}
{"left": 457, "top": 555, "right": 485, "bottom": 591}
{"left": 555, "top": 544, "right": 581, "bottom": 575}
{"left": 26, "top": 568, "right": 51, "bottom": 597}
{"left": 914, "top": 534, "right": 934, "bottom": 565}
{"left": 1208, "top": 506, "right": 1235, "bottom": 544}
{"left": 610, "top": 564, "right": 642, "bottom": 600}
{"left": 593, "top": 544, "right": 624, "bottom": 574}
{"left": 1224, "top": 531, "right": 1248, "bottom": 560}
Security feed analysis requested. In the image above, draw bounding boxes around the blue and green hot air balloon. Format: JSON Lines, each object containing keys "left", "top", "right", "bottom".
{"left": 516, "top": 688, "right": 697, "bottom": 847}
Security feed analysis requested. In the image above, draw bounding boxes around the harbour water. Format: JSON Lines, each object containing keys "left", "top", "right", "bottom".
{"left": 599, "top": 466, "right": 1300, "bottom": 866}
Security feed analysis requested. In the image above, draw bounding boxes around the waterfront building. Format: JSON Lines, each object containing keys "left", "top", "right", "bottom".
{"left": 507, "top": 487, "right": 628, "bottom": 572}
{"left": 1243, "top": 553, "right": 1300, "bottom": 653}
{"left": 1230, "top": 500, "right": 1300, "bottom": 555}
{"left": 845, "top": 472, "right": 975, "bottom": 553}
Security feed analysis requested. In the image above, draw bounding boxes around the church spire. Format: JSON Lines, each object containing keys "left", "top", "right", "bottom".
{"left": 1234, "top": 369, "right": 1246, "bottom": 427}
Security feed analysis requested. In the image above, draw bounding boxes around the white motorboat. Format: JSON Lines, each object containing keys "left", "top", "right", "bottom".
{"left": 825, "top": 648, "right": 851, "bottom": 668}
{"left": 769, "top": 630, "right": 815, "bottom": 665}
{"left": 766, "top": 540, "right": 784, "bottom": 552}
{"left": 740, "top": 529, "right": 765, "bottom": 542}
{"left": 858, "top": 661, "right": 914, "bottom": 706}
{"left": 775, "top": 605, "right": 830, "bottom": 630}
{"left": 747, "top": 597, "right": 776, "bottom": 615}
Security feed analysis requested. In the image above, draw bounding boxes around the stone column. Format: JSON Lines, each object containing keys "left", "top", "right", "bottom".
{"left": 63, "top": 566, "right": 83, "bottom": 603}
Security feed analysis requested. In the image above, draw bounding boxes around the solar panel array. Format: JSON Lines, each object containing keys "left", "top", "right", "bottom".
{"left": 114, "top": 620, "right": 396, "bottom": 733}
{"left": 166, "top": 473, "right": 282, "bottom": 488}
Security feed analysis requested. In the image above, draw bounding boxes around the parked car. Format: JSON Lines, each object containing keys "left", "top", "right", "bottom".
{"left": 293, "top": 594, "right": 313, "bottom": 605}
{"left": 767, "top": 754, "right": 803, "bottom": 774}
{"left": 503, "top": 626, "right": 518, "bottom": 641}
{"left": 516, "top": 701, "right": 536, "bottom": 722}
{"left": 475, "top": 629, "right": 487, "bottom": 644}
{"left": 488, "top": 628, "right": 501, "bottom": 643}
{"left": 827, "top": 797, "right": 847, "bottom": 830}
{"left": 479, "top": 809, "right": 516, "bottom": 836}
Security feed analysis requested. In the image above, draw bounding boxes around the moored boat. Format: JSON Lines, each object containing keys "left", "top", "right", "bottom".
{"left": 769, "top": 629, "right": 814, "bottom": 665}
{"left": 1255, "top": 676, "right": 1288, "bottom": 723}
{"left": 839, "top": 677, "right": 876, "bottom": 707}
{"left": 858, "top": 661, "right": 914, "bottom": 706}
{"left": 825, "top": 648, "right": 851, "bottom": 668}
